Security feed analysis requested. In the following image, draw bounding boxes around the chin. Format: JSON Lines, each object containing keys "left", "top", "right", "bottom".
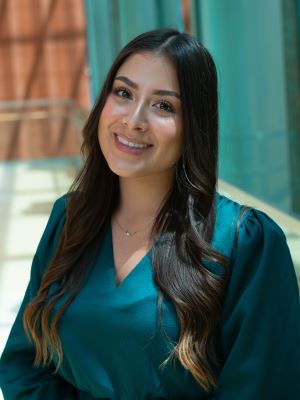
{"left": 115, "top": 170, "right": 148, "bottom": 179}
{"left": 105, "top": 162, "right": 143, "bottom": 179}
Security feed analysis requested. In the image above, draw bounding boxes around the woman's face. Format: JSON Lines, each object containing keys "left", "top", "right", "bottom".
{"left": 98, "top": 52, "right": 183, "bottom": 180}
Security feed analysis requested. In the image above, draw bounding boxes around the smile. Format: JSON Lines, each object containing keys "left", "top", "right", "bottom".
{"left": 114, "top": 134, "right": 151, "bottom": 149}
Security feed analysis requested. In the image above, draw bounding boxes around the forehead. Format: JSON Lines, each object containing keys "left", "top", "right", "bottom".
{"left": 115, "top": 52, "right": 179, "bottom": 91}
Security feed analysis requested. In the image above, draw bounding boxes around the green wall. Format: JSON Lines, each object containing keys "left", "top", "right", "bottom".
{"left": 191, "top": 0, "right": 300, "bottom": 215}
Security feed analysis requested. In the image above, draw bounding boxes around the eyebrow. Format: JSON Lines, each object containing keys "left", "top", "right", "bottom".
{"left": 114, "top": 75, "right": 181, "bottom": 100}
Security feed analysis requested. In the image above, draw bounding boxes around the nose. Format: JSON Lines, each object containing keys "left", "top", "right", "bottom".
{"left": 122, "top": 103, "right": 148, "bottom": 132}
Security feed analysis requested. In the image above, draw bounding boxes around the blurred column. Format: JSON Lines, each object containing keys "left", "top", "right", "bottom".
{"left": 84, "top": 0, "right": 183, "bottom": 102}
{"left": 84, "top": 0, "right": 119, "bottom": 102}
{"left": 282, "top": 0, "right": 300, "bottom": 215}
{"left": 190, "top": 0, "right": 296, "bottom": 214}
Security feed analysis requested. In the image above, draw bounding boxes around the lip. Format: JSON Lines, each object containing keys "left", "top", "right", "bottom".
{"left": 113, "top": 133, "right": 153, "bottom": 155}
{"left": 113, "top": 132, "right": 152, "bottom": 146}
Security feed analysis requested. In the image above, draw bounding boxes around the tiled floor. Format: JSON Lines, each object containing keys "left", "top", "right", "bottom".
{"left": 0, "top": 158, "right": 299, "bottom": 399}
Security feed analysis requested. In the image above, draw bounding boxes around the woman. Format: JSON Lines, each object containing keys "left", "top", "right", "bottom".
{"left": 1, "top": 28, "right": 299, "bottom": 400}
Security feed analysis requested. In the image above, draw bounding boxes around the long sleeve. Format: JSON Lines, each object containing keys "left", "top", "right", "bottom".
{"left": 0, "top": 195, "right": 78, "bottom": 399}
{"left": 214, "top": 209, "right": 300, "bottom": 399}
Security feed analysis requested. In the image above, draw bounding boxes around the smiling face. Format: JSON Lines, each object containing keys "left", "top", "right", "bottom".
{"left": 98, "top": 52, "right": 183, "bottom": 181}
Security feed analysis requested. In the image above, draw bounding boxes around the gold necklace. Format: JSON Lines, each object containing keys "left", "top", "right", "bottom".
{"left": 115, "top": 217, "right": 153, "bottom": 237}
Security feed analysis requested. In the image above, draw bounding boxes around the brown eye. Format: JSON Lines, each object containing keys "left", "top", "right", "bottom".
{"left": 113, "top": 87, "right": 132, "bottom": 99}
{"left": 155, "top": 100, "right": 174, "bottom": 113}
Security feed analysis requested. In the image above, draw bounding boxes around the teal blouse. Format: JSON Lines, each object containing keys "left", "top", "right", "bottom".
{"left": 1, "top": 193, "right": 300, "bottom": 399}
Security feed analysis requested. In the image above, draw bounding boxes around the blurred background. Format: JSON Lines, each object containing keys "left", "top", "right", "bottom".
{"left": 0, "top": 0, "right": 300, "bottom": 387}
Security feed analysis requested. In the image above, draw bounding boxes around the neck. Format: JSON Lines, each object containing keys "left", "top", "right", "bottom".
{"left": 115, "top": 171, "right": 175, "bottom": 225}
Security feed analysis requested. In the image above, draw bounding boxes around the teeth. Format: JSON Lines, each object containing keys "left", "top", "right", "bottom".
{"left": 116, "top": 135, "right": 149, "bottom": 149}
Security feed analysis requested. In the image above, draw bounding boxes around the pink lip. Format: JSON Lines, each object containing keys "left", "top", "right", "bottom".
{"left": 113, "top": 133, "right": 152, "bottom": 155}
{"left": 114, "top": 132, "right": 151, "bottom": 146}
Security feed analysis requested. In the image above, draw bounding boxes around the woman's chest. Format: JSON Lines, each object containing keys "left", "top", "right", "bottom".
{"left": 58, "top": 251, "right": 180, "bottom": 350}
{"left": 111, "top": 223, "right": 152, "bottom": 286}
{"left": 51, "top": 231, "right": 214, "bottom": 399}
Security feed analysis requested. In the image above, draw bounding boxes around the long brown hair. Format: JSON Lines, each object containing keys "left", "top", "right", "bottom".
{"left": 24, "top": 28, "right": 230, "bottom": 392}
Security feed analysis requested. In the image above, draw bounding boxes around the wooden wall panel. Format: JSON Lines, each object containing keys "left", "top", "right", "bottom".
{"left": 0, "top": 0, "right": 90, "bottom": 160}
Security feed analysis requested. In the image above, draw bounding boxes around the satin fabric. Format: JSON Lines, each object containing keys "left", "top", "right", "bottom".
{"left": 1, "top": 193, "right": 300, "bottom": 399}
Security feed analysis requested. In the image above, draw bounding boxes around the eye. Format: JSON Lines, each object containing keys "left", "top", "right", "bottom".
{"left": 155, "top": 100, "right": 175, "bottom": 113}
{"left": 113, "top": 87, "right": 132, "bottom": 99}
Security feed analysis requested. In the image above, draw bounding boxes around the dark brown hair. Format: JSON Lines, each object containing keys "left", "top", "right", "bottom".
{"left": 24, "top": 28, "right": 229, "bottom": 392}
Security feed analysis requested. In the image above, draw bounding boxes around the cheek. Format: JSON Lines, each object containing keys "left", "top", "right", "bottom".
{"left": 99, "top": 97, "right": 125, "bottom": 131}
{"left": 99, "top": 99, "right": 114, "bottom": 130}
{"left": 98, "top": 101, "right": 117, "bottom": 149}
{"left": 153, "top": 117, "right": 183, "bottom": 153}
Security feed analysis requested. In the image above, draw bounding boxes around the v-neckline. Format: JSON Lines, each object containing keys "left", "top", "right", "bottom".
{"left": 108, "top": 223, "right": 152, "bottom": 289}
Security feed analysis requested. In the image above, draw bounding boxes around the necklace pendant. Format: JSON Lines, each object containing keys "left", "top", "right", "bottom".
{"left": 125, "top": 231, "right": 131, "bottom": 237}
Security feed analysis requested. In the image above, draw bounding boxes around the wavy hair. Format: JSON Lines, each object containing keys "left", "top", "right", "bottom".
{"left": 23, "top": 28, "right": 229, "bottom": 392}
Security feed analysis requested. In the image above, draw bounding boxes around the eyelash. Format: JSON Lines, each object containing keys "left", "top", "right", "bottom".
{"left": 112, "top": 86, "right": 175, "bottom": 113}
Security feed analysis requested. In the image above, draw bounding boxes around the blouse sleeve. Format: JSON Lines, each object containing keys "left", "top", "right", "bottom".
{"left": 215, "top": 209, "right": 300, "bottom": 399}
{"left": 0, "top": 196, "right": 78, "bottom": 399}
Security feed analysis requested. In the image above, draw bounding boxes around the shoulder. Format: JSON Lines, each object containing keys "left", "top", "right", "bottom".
{"left": 34, "top": 194, "right": 68, "bottom": 264}
{"left": 220, "top": 200, "right": 296, "bottom": 310}
{"left": 27, "top": 194, "right": 69, "bottom": 285}
{"left": 41, "top": 194, "right": 68, "bottom": 239}
{"left": 51, "top": 193, "right": 68, "bottom": 214}
{"left": 213, "top": 192, "right": 285, "bottom": 260}
{"left": 212, "top": 192, "right": 244, "bottom": 259}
